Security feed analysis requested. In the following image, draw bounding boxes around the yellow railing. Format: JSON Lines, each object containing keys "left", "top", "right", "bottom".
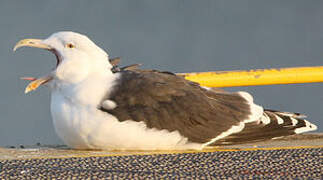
{"left": 178, "top": 66, "right": 323, "bottom": 87}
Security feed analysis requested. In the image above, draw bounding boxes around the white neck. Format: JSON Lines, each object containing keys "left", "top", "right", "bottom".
{"left": 50, "top": 68, "right": 119, "bottom": 107}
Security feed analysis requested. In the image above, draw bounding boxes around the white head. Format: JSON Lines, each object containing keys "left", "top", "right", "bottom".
{"left": 14, "top": 31, "right": 113, "bottom": 93}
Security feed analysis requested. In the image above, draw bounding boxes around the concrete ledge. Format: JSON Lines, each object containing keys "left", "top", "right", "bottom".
{"left": 0, "top": 133, "right": 322, "bottom": 160}
{"left": 0, "top": 134, "right": 322, "bottom": 179}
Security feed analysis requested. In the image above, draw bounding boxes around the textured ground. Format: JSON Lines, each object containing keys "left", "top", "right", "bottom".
{"left": 0, "top": 147, "right": 321, "bottom": 179}
{"left": 0, "top": 134, "right": 322, "bottom": 179}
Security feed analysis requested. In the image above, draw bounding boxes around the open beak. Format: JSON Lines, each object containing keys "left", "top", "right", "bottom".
{"left": 14, "top": 39, "right": 55, "bottom": 94}
{"left": 13, "top": 39, "right": 52, "bottom": 52}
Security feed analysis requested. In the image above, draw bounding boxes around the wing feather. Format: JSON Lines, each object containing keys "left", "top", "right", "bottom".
{"left": 100, "top": 69, "right": 253, "bottom": 143}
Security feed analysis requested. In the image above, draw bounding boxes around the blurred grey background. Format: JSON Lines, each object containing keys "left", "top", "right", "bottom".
{"left": 0, "top": 0, "right": 322, "bottom": 146}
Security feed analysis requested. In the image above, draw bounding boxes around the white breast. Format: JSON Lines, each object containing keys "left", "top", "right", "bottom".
{"left": 49, "top": 74, "right": 202, "bottom": 150}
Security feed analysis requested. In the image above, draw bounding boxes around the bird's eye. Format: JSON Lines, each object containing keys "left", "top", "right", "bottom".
{"left": 66, "top": 43, "right": 75, "bottom": 48}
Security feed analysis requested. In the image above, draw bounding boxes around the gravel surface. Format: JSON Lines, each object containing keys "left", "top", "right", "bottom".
{"left": 0, "top": 147, "right": 322, "bottom": 179}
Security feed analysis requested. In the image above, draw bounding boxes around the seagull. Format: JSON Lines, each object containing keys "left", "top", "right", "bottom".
{"left": 14, "top": 31, "right": 317, "bottom": 150}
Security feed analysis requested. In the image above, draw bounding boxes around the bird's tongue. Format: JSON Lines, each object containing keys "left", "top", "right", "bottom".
{"left": 21, "top": 75, "right": 53, "bottom": 94}
{"left": 21, "top": 77, "right": 37, "bottom": 81}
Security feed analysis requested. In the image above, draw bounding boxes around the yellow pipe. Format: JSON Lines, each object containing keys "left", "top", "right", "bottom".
{"left": 178, "top": 66, "right": 323, "bottom": 87}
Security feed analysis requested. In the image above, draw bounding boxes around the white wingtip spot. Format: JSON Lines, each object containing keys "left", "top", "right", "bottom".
{"left": 274, "top": 115, "right": 284, "bottom": 125}
{"left": 102, "top": 100, "right": 117, "bottom": 110}
{"left": 260, "top": 113, "right": 271, "bottom": 125}
{"left": 291, "top": 118, "right": 298, "bottom": 126}
{"left": 294, "top": 120, "right": 317, "bottom": 134}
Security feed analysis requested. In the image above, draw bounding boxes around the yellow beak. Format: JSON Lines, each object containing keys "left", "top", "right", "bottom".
{"left": 13, "top": 39, "right": 52, "bottom": 51}
{"left": 14, "top": 38, "right": 54, "bottom": 94}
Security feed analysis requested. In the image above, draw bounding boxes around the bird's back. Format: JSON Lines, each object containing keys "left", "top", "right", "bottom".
{"left": 99, "top": 69, "right": 317, "bottom": 147}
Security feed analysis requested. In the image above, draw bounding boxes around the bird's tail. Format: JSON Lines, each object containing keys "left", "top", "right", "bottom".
{"left": 212, "top": 109, "right": 317, "bottom": 145}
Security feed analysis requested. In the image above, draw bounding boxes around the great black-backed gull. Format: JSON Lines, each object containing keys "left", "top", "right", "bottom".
{"left": 13, "top": 31, "right": 317, "bottom": 150}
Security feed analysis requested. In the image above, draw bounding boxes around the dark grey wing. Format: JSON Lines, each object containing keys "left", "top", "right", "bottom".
{"left": 100, "top": 69, "right": 253, "bottom": 144}
{"left": 213, "top": 109, "right": 317, "bottom": 145}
